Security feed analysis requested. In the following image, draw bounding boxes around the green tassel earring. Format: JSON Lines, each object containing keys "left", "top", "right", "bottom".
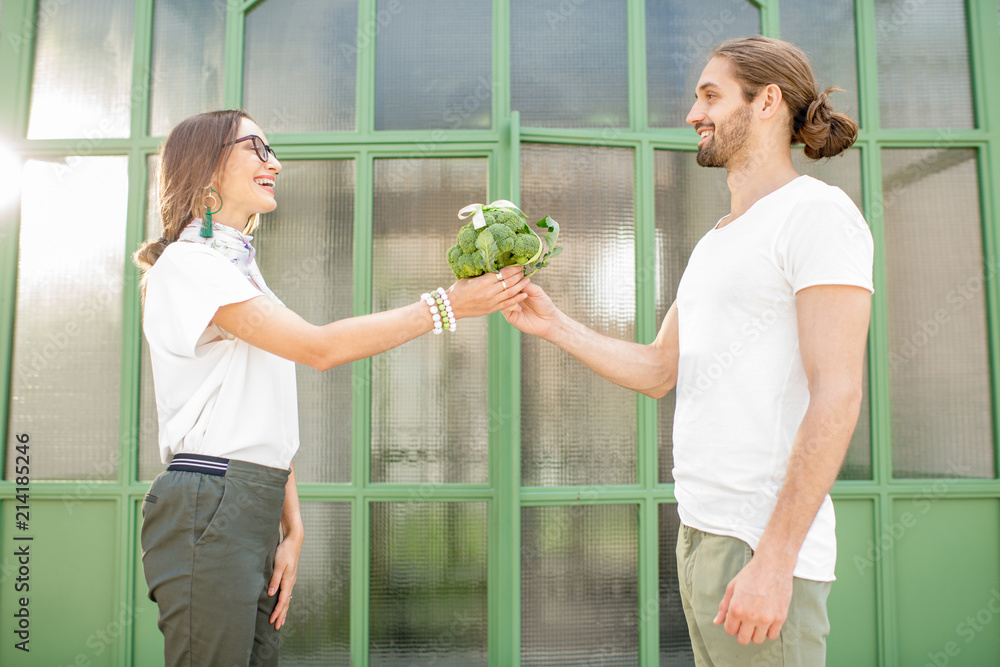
{"left": 201, "top": 188, "right": 223, "bottom": 238}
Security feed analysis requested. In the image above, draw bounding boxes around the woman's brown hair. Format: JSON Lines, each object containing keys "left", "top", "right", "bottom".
{"left": 132, "top": 110, "right": 252, "bottom": 276}
{"left": 711, "top": 36, "right": 858, "bottom": 159}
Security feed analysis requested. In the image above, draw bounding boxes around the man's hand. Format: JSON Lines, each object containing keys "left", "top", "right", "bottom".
{"left": 268, "top": 532, "right": 303, "bottom": 630}
{"left": 714, "top": 554, "right": 794, "bottom": 644}
{"left": 502, "top": 281, "right": 559, "bottom": 339}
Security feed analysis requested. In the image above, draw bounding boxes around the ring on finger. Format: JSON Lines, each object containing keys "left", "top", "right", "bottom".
{"left": 501, "top": 280, "right": 508, "bottom": 289}
{"left": 495, "top": 272, "right": 503, "bottom": 282}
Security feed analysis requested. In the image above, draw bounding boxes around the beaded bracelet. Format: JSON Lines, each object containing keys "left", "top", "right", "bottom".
{"left": 421, "top": 288, "right": 455, "bottom": 335}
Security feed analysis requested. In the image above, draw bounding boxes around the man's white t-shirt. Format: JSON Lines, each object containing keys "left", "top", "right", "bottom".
{"left": 673, "top": 175, "right": 874, "bottom": 582}
{"left": 143, "top": 242, "right": 300, "bottom": 470}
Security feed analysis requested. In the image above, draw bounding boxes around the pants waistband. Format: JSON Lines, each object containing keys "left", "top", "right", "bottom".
{"left": 167, "top": 453, "right": 228, "bottom": 476}
{"left": 166, "top": 453, "right": 290, "bottom": 487}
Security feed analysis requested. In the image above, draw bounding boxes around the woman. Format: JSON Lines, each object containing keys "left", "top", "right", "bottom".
{"left": 133, "top": 110, "right": 528, "bottom": 667}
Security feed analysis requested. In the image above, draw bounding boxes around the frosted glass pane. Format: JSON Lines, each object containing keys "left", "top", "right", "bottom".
{"left": 511, "top": 0, "right": 628, "bottom": 128}
{"left": 652, "top": 150, "right": 726, "bottom": 484}
{"left": 520, "top": 144, "right": 636, "bottom": 486}
{"left": 371, "top": 159, "right": 489, "bottom": 484}
{"left": 255, "top": 160, "right": 355, "bottom": 484}
{"left": 370, "top": 502, "right": 488, "bottom": 666}
{"left": 148, "top": 0, "right": 225, "bottom": 137}
{"left": 645, "top": 0, "right": 759, "bottom": 128}
{"left": 521, "top": 505, "right": 638, "bottom": 665}
{"left": 882, "top": 149, "right": 993, "bottom": 478}
{"left": 875, "top": 0, "right": 973, "bottom": 129}
{"left": 6, "top": 157, "right": 127, "bottom": 480}
{"left": 27, "top": 0, "right": 134, "bottom": 139}
{"left": 244, "top": 0, "right": 357, "bottom": 133}
{"left": 791, "top": 149, "right": 871, "bottom": 480}
{"left": 659, "top": 505, "right": 695, "bottom": 666}
{"left": 282, "top": 503, "right": 351, "bottom": 665}
{"left": 781, "top": 0, "right": 859, "bottom": 124}
{"left": 375, "top": 0, "right": 492, "bottom": 130}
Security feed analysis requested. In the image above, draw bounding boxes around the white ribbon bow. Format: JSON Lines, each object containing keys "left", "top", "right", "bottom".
{"left": 458, "top": 200, "right": 523, "bottom": 229}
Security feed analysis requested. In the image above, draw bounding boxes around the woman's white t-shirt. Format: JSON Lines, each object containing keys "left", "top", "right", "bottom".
{"left": 143, "top": 242, "right": 299, "bottom": 470}
{"left": 673, "top": 175, "right": 874, "bottom": 582}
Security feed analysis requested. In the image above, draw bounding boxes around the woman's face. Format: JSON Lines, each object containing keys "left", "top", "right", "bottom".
{"left": 214, "top": 118, "right": 281, "bottom": 227}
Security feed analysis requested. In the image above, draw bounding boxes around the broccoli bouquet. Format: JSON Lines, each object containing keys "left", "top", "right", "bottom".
{"left": 447, "top": 200, "right": 562, "bottom": 279}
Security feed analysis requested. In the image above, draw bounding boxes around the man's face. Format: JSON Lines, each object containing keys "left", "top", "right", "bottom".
{"left": 686, "top": 57, "right": 755, "bottom": 170}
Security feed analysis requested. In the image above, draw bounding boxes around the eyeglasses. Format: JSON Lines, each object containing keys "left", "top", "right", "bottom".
{"left": 228, "top": 135, "right": 277, "bottom": 163}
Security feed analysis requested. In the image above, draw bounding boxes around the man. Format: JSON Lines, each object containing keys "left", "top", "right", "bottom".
{"left": 504, "top": 36, "right": 873, "bottom": 666}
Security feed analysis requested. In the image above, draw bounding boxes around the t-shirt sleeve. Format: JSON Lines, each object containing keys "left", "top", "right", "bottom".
{"left": 144, "top": 243, "right": 264, "bottom": 357}
{"left": 779, "top": 188, "right": 875, "bottom": 295}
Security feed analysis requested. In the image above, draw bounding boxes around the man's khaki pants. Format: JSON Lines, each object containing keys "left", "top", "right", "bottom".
{"left": 677, "top": 524, "right": 832, "bottom": 667}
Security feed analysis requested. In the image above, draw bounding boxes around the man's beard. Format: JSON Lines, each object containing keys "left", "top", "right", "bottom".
{"left": 696, "top": 104, "right": 753, "bottom": 169}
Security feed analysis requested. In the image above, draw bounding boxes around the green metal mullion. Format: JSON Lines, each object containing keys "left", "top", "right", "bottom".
{"left": 490, "top": 110, "right": 521, "bottom": 667}
{"left": 492, "top": 0, "right": 510, "bottom": 137}
{"left": 518, "top": 127, "right": 651, "bottom": 147}
{"left": 627, "top": 0, "right": 648, "bottom": 132}
{"left": 969, "top": 0, "right": 1000, "bottom": 481}
{"left": 0, "top": 0, "right": 37, "bottom": 138}
{"left": 120, "top": 4, "right": 155, "bottom": 657}
{"left": 872, "top": 490, "right": 892, "bottom": 667}
{"left": 116, "top": 145, "right": 147, "bottom": 667}
{"left": 129, "top": 0, "right": 154, "bottom": 141}
{"left": 352, "top": 149, "right": 374, "bottom": 667}
{"left": 352, "top": 496, "right": 369, "bottom": 667}
{"left": 637, "top": 497, "right": 658, "bottom": 666}
{"left": 520, "top": 488, "right": 649, "bottom": 504}
{"left": 855, "top": 2, "right": 891, "bottom": 662}
{"left": 978, "top": 143, "right": 1000, "bottom": 481}
{"left": 634, "top": 137, "right": 660, "bottom": 665}
{"left": 10, "top": 137, "right": 163, "bottom": 153}
{"left": 0, "top": 0, "right": 35, "bottom": 470}
{"left": 861, "top": 138, "right": 896, "bottom": 667}
{"left": 356, "top": 0, "right": 377, "bottom": 136}
{"left": 222, "top": 0, "right": 245, "bottom": 108}
{"left": 964, "top": 0, "right": 989, "bottom": 133}
{"left": 272, "top": 130, "right": 499, "bottom": 146}
{"left": 855, "top": 0, "right": 881, "bottom": 135}
{"left": 760, "top": 0, "right": 780, "bottom": 37}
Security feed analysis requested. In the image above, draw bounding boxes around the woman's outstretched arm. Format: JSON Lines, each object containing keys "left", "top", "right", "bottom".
{"left": 212, "top": 265, "right": 529, "bottom": 370}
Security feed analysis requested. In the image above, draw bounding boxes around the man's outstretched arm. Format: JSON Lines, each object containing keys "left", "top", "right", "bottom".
{"left": 504, "top": 281, "right": 679, "bottom": 398}
{"left": 714, "top": 283, "right": 871, "bottom": 645}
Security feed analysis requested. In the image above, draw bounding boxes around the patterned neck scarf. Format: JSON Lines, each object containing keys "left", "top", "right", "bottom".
{"left": 178, "top": 219, "right": 282, "bottom": 303}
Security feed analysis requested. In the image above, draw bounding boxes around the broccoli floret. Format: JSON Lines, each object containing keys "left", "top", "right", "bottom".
{"left": 513, "top": 232, "right": 540, "bottom": 260}
{"left": 447, "top": 245, "right": 463, "bottom": 276}
{"left": 496, "top": 210, "right": 522, "bottom": 230}
{"left": 467, "top": 250, "right": 486, "bottom": 274}
{"left": 482, "top": 210, "right": 498, "bottom": 226}
{"left": 457, "top": 226, "right": 478, "bottom": 253}
{"left": 455, "top": 253, "right": 478, "bottom": 279}
{"left": 490, "top": 224, "right": 515, "bottom": 254}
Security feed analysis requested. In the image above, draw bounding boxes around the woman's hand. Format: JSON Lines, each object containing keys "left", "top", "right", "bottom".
{"left": 268, "top": 530, "right": 303, "bottom": 630}
{"left": 447, "top": 265, "right": 530, "bottom": 320}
